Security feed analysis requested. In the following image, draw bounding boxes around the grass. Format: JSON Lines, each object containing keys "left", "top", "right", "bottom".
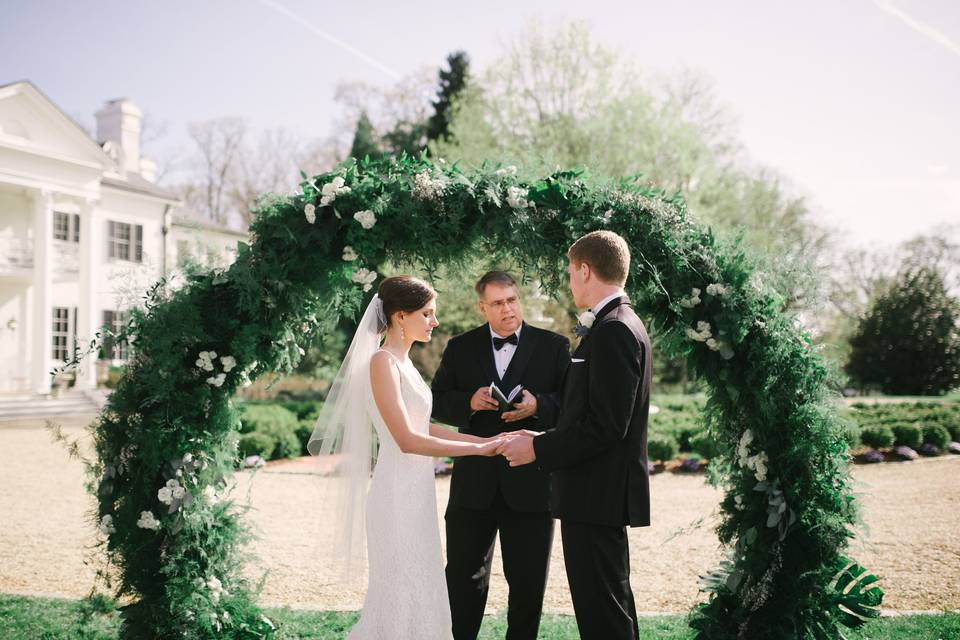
{"left": 2, "top": 594, "right": 958, "bottom": 639}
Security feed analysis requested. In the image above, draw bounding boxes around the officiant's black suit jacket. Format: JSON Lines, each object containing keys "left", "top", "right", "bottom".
{"left": 432, "top": 322, "right": 570, "bottom": 513}
{"left": 533, "top": 296, "right": 652, "bottom": 527}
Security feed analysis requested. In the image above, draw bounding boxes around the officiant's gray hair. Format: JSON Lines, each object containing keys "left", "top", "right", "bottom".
{"left": 475, "top": 270, "right": 517, "bottom": 297}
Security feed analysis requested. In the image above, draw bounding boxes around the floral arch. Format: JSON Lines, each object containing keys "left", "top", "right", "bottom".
{"left": 88, "top": 157, "right": 881, "bottom": 638}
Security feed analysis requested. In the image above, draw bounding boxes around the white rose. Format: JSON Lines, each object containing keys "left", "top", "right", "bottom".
{"left": 157, "top": 486, "right": 173, "bottom": 505}
{"left": 707, "top": 283, "right": 729, "bottom": 297}
{"left": 342, "top": 245, "right": 358, "bottom": 261}
{"left": 220, "top": 356, "right": 236, "bottom": 372}
{"left": 353, "top": 210, "right": 376, "bottom": 230}
{"left": 577, "top": 311, "right": 596, "bottom": 328}
{"left": 202, "top": 485, "right": 219, "bottom": 505}
{"left": 99, "top": 514, "right": 115, "bottom": 535}
{"left": 136, "top": 510, "right": 160, "bottom": 530}
{"left": 304, "top": 203, "right": 316, "bottom": 224}
{"left": 206, "top": 373, "right": 226, "bottom": 387}
{"left": 352, "top": 268, "right": 377, "bottom": 292}
{"left": 207, "top": 576, "right": 223, "bottom": 592}
{"left": 506, "top": 186, "right": 529, "bottom": 209}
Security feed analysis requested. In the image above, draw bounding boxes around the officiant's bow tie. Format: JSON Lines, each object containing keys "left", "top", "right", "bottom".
{"left": 492, "top": 334, "right": 519, "bottom": 350}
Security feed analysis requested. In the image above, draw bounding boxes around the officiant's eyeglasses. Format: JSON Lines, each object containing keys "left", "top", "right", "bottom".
{"left": 482, "top": 296, "right": 519, "bottom": 310}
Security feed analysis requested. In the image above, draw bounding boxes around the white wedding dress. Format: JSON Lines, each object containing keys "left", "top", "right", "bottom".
{"left": 348, "top": 349, "right": 453, "bottom": 639}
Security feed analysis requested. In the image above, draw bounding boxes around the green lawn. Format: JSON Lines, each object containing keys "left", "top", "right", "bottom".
{"left": 2, "top": 594, "right": 958, "bottom": 639}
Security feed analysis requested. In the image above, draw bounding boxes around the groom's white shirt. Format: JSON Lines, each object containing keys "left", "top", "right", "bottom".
{"left": 490, "top": 325, "right": 522, "bottom": 380}
{"left": 590, "top": 290, "right": 626, "bottom": 316}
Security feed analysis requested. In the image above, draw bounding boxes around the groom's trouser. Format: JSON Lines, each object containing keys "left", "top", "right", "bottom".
{"left": 561, "top": 520, "right": 639, "bottom": 640}
{"left": 445, "top": 488, "right": 554, "bottom": 640}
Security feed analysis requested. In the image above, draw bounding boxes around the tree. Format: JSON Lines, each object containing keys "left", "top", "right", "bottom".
{"left": 426, "top": 51, "right": 470, "bottom": 143}
{"left": 431, "top": 20, "right": 832, "bottom": 309}
{"left": 182, "top": 118, "right": 247, "bottom": 224}
{"left": 846, "top": 266, "right": 960, "bottom": 395}
{"left": 349, "top": 110, "right": 381, "bottom": 160}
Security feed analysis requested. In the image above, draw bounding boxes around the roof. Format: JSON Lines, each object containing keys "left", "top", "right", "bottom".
{"left": 102, "top": 173, "right": 179, "bottom": 201}
{"left": 171, "top": 212, "right": 248, "bottom": 237}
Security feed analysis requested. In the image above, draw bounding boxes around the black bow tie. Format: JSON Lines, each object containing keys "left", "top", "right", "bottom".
{"left": 492, "top": 334, "right": 518, "bottom": 351}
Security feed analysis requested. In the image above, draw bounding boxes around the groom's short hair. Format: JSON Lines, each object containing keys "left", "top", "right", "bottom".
{"left": 568, "top": 231, "right": 630, "bottom": 286}
{"left": 475, "top": 270, "right": 517, "bottom": 297}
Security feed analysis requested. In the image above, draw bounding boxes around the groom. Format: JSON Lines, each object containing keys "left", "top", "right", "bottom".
{"left": 432, "top": 270, "right": 570, "bottom": 640}
{"left": 498, "top": 230, "right": 652, "bottom": 639}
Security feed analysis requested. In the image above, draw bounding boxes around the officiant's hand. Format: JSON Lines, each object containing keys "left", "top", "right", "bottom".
{"left": 502, "top": 390, "right": 537, "bottom": 422}
{"left": 497, "top": 434, "right": 537, "bottom": 466}
{"left": 470, "top": 386, "right": 500, "bottom": 412}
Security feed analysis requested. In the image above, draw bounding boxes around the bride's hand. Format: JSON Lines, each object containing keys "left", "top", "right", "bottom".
{"left": 501, "top": 429, "right": 543, "bottom": 438}
{"left": 474, "top": 438, "right": 504, "bottom": 456}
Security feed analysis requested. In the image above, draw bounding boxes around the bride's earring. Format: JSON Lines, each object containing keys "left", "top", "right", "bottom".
{"left": 400, "top": 324, "right": 406, "bottom": 341}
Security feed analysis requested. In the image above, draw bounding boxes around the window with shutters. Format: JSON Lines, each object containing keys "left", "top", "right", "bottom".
{"left": 53, "top": 212, "right": 80, "bottom": 243}
{"left": 107, "top": 221, "right": 143, "bottom": 263}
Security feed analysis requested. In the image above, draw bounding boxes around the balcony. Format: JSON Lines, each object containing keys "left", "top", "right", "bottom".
{"left": 0, "top": 237, "right": 33, "bottom": 278}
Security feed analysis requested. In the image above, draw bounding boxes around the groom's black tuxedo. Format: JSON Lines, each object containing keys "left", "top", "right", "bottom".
{"left": 533, "top": 295, "right": 651, "bottom": 639}
{"left": 432, "top": 321, "right": 569, "bottom": 640}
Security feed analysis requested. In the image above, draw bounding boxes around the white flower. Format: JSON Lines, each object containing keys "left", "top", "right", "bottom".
{"left": 206, "top": 373, "right": 226, "bottom": 387}
{"left": 679, "top": 288, "right": 702, "bottom": 309}
{"left": 706, "top": 338, "right": 719, "bottom": 350}
{"left": 602, "top": 209, "right": 614, "bottom": 223}
{"left": 157, "top": 487, "right": 173, "bottom": 505}
{"left": 171, "top": 484, "right": 186, "bottom": 500}
{"left": 98, "top": 514, "right": 115, "bottom": 535}
{"left": 182, "top": 453, "right": 193, "bottom": 464}
{"left": 193, "top": 578, "right": 206, "bottom": 589}
{"left": 304, "top": 203, "right": 316, "bottom": 224}
{"left": 412, "top": 170, "right": 448, "bottom": 200}
{"left": 685, "top": 321, "right": 712, "bottom": 342}
{"left": 577, "top": 311, "right": 596, "bottom": 328}
{"left": 136, "top": 510, "right": 160, "bottom": 530}
{"left": 494, "top": 165, "right": 517, "bottom": 176}
{"left": 202, "top": 485, "right": 219, "bottom": 505}
{"left": 505, "top": 186, "right": 529, "bottom": 209}
{"left": 195, "top": 350, "right": 216, "bottom": 372}
{"left": 320, "top": 176, "right": 350, "bottom": 206}
{"left": 207, "top": 576, "right": 223, "bottom": 593}
{"left": 353, "top": 210, "right": 376, "bottom": 229}
{"left": 158, "top": 479, "right": 182, "bottom": 505}
{"left": 220, "top": 356, "right": 236, "bottom": 373}
{"left": 352, "top": 268, "right": 377, "bottom": 292}
{"left": 341, "top": 245, "right": 358, "bottom": 261}
{"left": 706, "top": 283, "right": 730, "bottom": 297}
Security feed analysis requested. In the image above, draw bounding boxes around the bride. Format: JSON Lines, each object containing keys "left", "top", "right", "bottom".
{"left": 308, "top": 275, "right": 503, "bottom": 639}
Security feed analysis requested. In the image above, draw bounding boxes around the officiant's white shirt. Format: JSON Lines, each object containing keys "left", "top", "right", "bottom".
{"left": 591, "top": 290, "right": 626, "bottom": 316}
{"left": 490, "top": 325, "right": 522, "bottom": 380}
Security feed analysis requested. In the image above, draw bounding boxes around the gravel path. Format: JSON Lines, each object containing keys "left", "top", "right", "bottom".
{"left": 1, "top": 416, "right": 957, "bottom": 614}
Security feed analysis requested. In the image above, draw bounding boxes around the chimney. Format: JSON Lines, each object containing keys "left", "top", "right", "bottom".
{"left": 95, "top": 98, "right": 142, "bottom": 175}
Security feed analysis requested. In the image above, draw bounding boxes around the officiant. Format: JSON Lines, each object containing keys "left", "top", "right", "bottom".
{"left": 432, "top": 270, "right": 570, "bottom": 640}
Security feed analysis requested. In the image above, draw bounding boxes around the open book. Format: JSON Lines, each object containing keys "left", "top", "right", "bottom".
{"left": 489, "top": 382, "right": 524, "bottom": 412}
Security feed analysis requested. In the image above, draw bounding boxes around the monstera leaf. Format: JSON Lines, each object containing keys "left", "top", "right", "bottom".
{"left": 831, "top": 558, "right": 883, "bottom": 629}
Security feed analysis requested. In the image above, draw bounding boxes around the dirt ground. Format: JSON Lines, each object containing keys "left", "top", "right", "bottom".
{"left": 1, "top": 416, "right": 957, "bottom": 614}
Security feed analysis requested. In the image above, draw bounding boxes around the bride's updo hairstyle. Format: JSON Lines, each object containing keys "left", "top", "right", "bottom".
{"left": 377, "top": 276, "right": 436, "bottom": 333}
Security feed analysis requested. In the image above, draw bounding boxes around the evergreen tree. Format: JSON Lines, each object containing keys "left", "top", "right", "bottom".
{"left": 349, "top": 110, "right": 381, "bottom": 160}
{"left": 426, "top": 51, "right": 470, "bottom": 143}
{"left": 846, "top": 266, "right": 960, "bottom": 395}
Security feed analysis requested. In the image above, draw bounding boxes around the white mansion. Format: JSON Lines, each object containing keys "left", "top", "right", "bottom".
{"left": 0, "top": 80, "right": 247, "bottom": 397}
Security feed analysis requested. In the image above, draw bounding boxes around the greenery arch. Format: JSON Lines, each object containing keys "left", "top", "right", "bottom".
{"left": 87, "top": 156, "right": 882, "bottom": 638}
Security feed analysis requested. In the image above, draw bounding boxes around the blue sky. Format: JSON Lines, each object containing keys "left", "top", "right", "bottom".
{"left": 2, "top": 0, "right": 957, "bottom": 248}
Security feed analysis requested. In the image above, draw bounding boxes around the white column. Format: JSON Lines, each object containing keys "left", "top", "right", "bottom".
{"left": 31, "top": 189, "right": 53, "bottom": 395}
{"left": 77, "top": 198, "right": 99, "bottom": 389}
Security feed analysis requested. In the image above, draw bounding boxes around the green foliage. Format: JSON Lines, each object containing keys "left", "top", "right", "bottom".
{"left": 922, "top": 424, "right": 951, "bottom": 449}
{"left": 74, "top": 156, "right": 879, "bottom": 639}
{"left": 690, "top": 431, "right": 722, "bottom": 460}
{"left": 427, "top": 51, "right": 470, "bottom": 143}
{"left": 648, "top": 434, "right": 680, "bottom": 462}
{"left": 858, "top": 425, "right": 894, "bottom": 450}
{"left": 890, "top": 423, "right": 923, "bottom": 449}
{"left": 348, "top": 111, "right": 381, "bottom": 161}
{"left": 846, "top": 267, "right": 960, "bottom": 395}
{"left": 238, "top": 405, "right": 301, "bottom": 460}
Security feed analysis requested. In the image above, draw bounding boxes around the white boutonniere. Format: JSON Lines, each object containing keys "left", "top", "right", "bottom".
{"left": 575, "top": 311, "right": 596, "bottom": 337}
